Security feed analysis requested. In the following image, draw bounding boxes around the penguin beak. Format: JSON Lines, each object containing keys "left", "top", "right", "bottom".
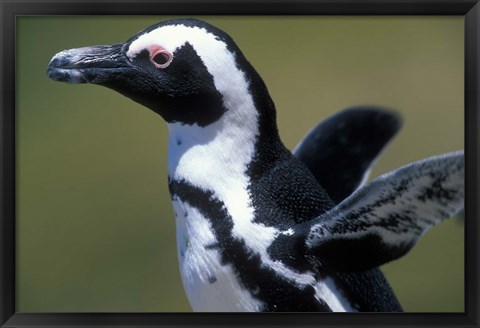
{"left": 47, "top": 43, "right": 129, "bottom": 84}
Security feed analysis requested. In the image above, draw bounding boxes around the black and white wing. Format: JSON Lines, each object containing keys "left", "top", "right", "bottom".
{"left": 293, "top": 107, "right": 402, "bottom": 204}
{"left": 303, "top": 151, "right": 464, "bottom": 272}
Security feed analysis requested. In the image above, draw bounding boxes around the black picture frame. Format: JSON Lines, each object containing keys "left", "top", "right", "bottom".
{"left": 1, "top": 1, "right": 479, "bottom": 327}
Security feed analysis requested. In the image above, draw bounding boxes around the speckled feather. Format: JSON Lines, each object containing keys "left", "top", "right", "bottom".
{"left": 304, "top": 151, "right": 464, "bottom": 272}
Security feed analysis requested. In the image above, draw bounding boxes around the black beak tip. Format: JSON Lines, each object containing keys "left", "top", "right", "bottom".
{"left": 47, "top": 56, "right": 88, "bottom": 84}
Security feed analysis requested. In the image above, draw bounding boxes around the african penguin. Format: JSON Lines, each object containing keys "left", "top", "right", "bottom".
{"left": 47, "top": 19, "right": 464, "bottom": 312}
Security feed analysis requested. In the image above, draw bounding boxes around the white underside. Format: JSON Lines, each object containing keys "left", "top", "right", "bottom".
{"left": 173, "top": 198, "right": 263, "bottom": 312}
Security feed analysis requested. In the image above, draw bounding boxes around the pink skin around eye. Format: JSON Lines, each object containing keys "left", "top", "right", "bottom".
{"left": 149, "top": 45, "right": 172, "bottom": 68}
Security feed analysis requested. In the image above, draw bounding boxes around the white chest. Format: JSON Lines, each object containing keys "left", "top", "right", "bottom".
{"left": 172, "top": 198, "right": 263, "bottom": 312}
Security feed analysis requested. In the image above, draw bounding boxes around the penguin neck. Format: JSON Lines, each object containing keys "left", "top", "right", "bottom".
{"left": 167, "top": 62, "right": 285, "bottom": 192}
{"left": 167, "top": 109, "right": 258, "bottom": 194}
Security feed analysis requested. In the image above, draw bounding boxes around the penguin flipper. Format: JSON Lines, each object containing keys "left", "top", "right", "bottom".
{"left": 293, "top": 107, "right": 402, "bottom": 204}
{"left": 303, "top": 151, "right": 464, "bottom": 272}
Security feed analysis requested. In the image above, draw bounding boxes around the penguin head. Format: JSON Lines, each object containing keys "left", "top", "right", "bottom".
{"left": 48, "top": 19, "right": 264, "bottom": 127}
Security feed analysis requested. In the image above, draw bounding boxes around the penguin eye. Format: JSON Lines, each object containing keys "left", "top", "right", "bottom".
{"left": 150, "top": 49, "right": 172, "bottom": 68}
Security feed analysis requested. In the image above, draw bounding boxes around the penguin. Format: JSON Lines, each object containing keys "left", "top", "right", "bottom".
{"left": 47, "top": 19, "right": 464, "bottom": 312}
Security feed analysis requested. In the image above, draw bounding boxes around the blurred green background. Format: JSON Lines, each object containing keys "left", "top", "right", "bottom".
{"left": 16, "top": 16, "right": 464, "bottom": 312}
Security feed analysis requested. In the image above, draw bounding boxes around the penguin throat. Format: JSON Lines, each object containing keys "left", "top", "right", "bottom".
{"left": 167, "top": 107, "right": 258, "bottom": 193}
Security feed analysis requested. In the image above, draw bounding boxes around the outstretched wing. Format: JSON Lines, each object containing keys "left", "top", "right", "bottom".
{"left": 293, "top": 106, "right": 402, "bottom": 204}
{"left": 303, "top": 151, "right": 464, "bottom": 272}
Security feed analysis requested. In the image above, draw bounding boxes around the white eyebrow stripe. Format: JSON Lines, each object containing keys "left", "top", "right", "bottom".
{"left": 127, "top": 24, "right": 219, "bottom": 59}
